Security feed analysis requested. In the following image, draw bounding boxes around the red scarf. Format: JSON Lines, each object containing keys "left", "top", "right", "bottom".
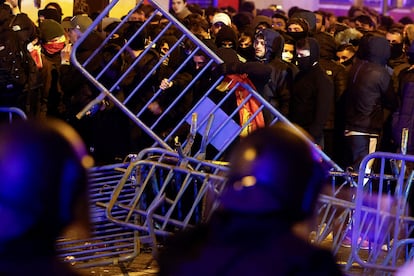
{"left": 43, "top": 41, "right": 65, "bottom": 55}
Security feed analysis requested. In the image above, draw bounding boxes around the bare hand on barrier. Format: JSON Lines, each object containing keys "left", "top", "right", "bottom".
{"left": 159, "top": 78, "right": 173, "bottom": 90}
{"left": 148, "top": 101, "right": 162, "bottom": 115}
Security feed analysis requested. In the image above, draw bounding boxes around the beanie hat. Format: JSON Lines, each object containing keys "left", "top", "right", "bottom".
{"left": 212, "top": 12, "right": 232, "bottom": 26}
{"left": 39, "top": 19, "right": 65, "bottom": 42}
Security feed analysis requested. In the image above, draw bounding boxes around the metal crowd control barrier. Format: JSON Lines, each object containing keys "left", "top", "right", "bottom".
{"left": 0, "top": 107, "right": 27, "bottom": 122}
{"left": 310, "top": 151, "right": 414, "bottom": 275}
{"left": 59, "top": 0, "right": 414, "bottom": 273}
{"left": 350, "top": 152, "right": 414, "bottom": 274}
{"left": 57, "top": 163, "right": 140, "bottom": 268}
{"left": 103, "top": 147, "right": 229, "bottom": 259}
{"left": 63, "top": 0, "right": 349, "bottom": 269}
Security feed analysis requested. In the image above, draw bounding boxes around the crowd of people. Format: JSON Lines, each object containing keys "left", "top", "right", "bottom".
{"left": 1, "top": 0, "right": 414, "bottom": 170}
{"left": 3, "top": 1, "right": 414, "bottom": 274}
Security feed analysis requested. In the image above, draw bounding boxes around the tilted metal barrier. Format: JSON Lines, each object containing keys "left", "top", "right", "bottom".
{"left": 56, "top": 0, "right": 414, "bottom": 273}
{"left": 57, "top": 163, "right": 140, "bottom": 268}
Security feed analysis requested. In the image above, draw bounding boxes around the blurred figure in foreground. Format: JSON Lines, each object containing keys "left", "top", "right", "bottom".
{"left": 157, "top": 123, "right": 343, "bottom": 276}
{"left": 0, "top": 119, "right": 93, "bottom": 275}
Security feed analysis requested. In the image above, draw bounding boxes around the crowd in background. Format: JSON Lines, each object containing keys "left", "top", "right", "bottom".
{"left": 1, "top": 0, "right": 414, "bottom": 170}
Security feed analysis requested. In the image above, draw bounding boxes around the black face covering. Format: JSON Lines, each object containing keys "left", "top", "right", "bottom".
{"left": 287, "top": 31, "right": 307, "bottom": 41}
{"left": 341, "top": 56, "right": 354, "bottom": 67}
{"left": 238, "top": 46, "right": 255, "bottom": 61}
{"left": 390, "top": 43, "right": 404, "bottom": 59}
{"left": 296, "top": 56, "right": 314, "bottom": 71}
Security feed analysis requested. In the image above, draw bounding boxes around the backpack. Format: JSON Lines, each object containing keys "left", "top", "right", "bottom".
{"left": 0, "top": 15, "right": 35, "bottom": 92}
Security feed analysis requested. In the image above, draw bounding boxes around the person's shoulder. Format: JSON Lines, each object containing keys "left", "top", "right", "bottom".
{"left": 396, "top": 259, "right": 414, "bottom": 276}
{"left": 265, "top": 232, "right": 342, "bottom": 274}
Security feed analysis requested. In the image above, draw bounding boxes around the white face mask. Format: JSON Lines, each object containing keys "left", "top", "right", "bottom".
{"left": 282, "top": 51, "right": 293, "bottom": 62}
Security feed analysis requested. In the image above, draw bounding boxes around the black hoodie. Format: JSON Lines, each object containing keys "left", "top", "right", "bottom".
{"left": 345, "top": 34, "right": 397, "bottom": 134}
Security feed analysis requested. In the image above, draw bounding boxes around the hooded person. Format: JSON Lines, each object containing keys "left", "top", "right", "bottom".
{"left": 295, "top": 37, "right": 320, "bottom": 72}
{"left": 256, "top": 28, "right": 296, "bottom": 118}
{"left": 157, "top": 123, "right": 343, "bottom": 276}
{"left": 286, "top": 17, "right": 310, "bottom": 42}
{"left": 254, "top": 28, "right": 281, "bottom": 63}
{"left": 344, "top": 34, "right": 398, "bottom": 170}
{"left": 214, "top": 24, "right": 238, "bottom": 50}
{"left": 289, "top": 37, "right": 334, "bottom": 146}
{"left": 291, "top": 10, "right": 316, "bottom": 34}
{"left": 356, "top": 33, "right": 390, "bottom": 66}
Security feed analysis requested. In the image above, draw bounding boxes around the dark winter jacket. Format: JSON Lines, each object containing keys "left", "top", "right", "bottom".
{"left": 289, "top": 38, "right": 334, "bottom": 144}
{"left": 315, "top": 35, "right": 349, "bottom": 131}
{"left": 392, "top": 65, "right": 414, "bottom": 153}
{"left": 262, "top": 32, "right": 295, "bottom": 117}
{"left": 158, "top": 211, "right": 343, "bottom": 276}
{"left": 345, "top": 34, "right": 397, "bottom": 134}
{"left": 60, "top": 31, "right": 104, "bottom": 114}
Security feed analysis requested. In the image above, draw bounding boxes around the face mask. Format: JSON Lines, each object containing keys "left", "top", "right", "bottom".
{"left": 287, "top": 31, "right": 307, "bottom": 41}
{"left": 238, "top": 46, "right": 254, "bottom": 60}
{"left": 296, "top": 56, "right": 314, "bottom": 71}
{"left": 282, "top": 51, "right": 293, "bottom": 62}
{"left": 43, "top": 41, "right": 65, "bottom": 54}
{"left": 341, "top": 57, "right": 354, "bottom": 67}
{"left": 390, "top": 43, "right": 404, "bottom": 59}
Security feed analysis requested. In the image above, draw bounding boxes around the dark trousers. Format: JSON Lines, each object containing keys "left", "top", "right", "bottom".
{"left": 345, "top": 135, "right": 378, "bottom": 171}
